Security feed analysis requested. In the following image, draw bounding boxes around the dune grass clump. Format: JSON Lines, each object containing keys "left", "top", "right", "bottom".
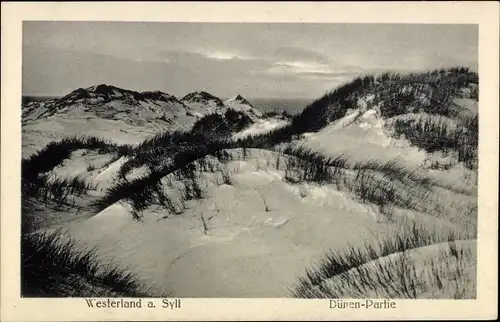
{"left": 391, "top": 114, "right": 478, "bottom": 169}
{"left": 352, "top": 159, "right": 434, "bottom": 188}
{"left": 291, "top": 75, "right": 375, "bottom": 133}
{"left": 117, "top": 131, "right": 234, "bottom": 179}
{"left": 22, "top": 230, "right": 150, "bottom": 297}
{"left": 191, "top": 109, "right": 254, "bottom": 139}
{"left": 292, "top": 222, "right": 476, "bottom": 299}
{"left": 255, "top": 188, "right": 270, "bottom": 212}
{"left": 219, "top": 169, "right": 234, "bottom": 186}
{"left": 377, "top": 67, "right": 478, "bottom": 118}
{"left": 95, "top": 171, "right": 170, "bottom": 220}
{"left": 280, "top": 144, "right": 434, "bottom": 191}
{"left": 22, "top": 136, "right": 130, "bottom": 183}
{"left": 339, "top": 167, "right": 434, "bottom": 217}
{"left": 25, "top": 175, "right": 94, "bottom": 206}
{"left": 182, "top": 176, "right": 205, "bottom": 201}
{"left": 95, "top": 141, "right": 233, "bottom": 217}
{"left": 275, "top": 144, "right": 473, "bottom": 217}
{"left": 277, "top": 146, "right": 446, "bottom": 217}
{"left": 283, "top": 145, "right": 350, "bottom": 169}
{"left": 22, "top": 136, "right": 131, "bottom": 208}
{"left": 347, "top": 170, "right": 397, "bottom": 207}
{"left": 280, "top": 145, "right": 349, "bottom": 185}
{"left": 109, "top": 166, "right": 205, "bottom": 220}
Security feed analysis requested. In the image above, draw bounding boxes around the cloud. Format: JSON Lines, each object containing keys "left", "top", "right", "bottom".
{"left": 205, "top": 52, "right": 239, "bottom": 60}
{"left": 204, "top": 51, "right": 256, "bottom": 61}
{"left": 152, "top": 47, "right": 259, "bottom": 62}
{"left": 152, "top": 49, "right": 270, "bottom": 73}
{"left": 275, "top": 61, "right": 329, "bottom": 71}
{"left": 196, "top": 45, "right": 332, "bottom": 66}
{"left": 185, "top": 48, "right": 257, "bottom": 61}
{"left": 261, "top": 60, "right": 353, "bottom": 79}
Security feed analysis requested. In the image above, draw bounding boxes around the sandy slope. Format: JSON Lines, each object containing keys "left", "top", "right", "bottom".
{"left": 46, "top": 149, "right": 127, "bottom": 191}
{"left": 22, "top": 92, "right": 261, "bottom": 158}
{"left": 299, "top": 99, "right": 477, "bottom": 196}
{"left": 233, "top": 117, "right": 289, "bottom": 140}
{"left": 42, "top": 149, "right": 472, "bottom": 297}
{"left": 299, "top": 107, "right": 428, "bottom": 167}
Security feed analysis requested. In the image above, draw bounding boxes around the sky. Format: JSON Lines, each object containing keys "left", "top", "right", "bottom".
{"left": 23, "top": 22, "right": 478, "bottom": 99}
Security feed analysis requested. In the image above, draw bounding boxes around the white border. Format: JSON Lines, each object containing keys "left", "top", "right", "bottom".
{"left": 1, "top": 2, "right": 498, "bottom": 321}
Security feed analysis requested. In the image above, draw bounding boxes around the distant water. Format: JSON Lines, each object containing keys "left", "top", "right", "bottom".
{"left": 248, "top": 98, "right": 313, "bottom": 116}
{"left": 22, "top": 95, "right": 61, "bottom": 105}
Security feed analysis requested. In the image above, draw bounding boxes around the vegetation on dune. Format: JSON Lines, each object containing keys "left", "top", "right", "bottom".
{"left": 23, "top": 175, "right": 94, "bottom": 208}
{"left": 21, "top": 136, "right": 128, "bottom": 225}
{"left": 21, "top": 178, "right": 153, "bottom": 297}
{"left": 117, "top": 131, "right": 232, "bottom": 179}
{"left": 228, "top": 75, "right": 377, "bottom": 147}
{"left": 21, "top": 136, "right": 149, "bottom": 297}
{"left": 118, "top": 109, "right": 252, "bottom": 179}
{"left": 292, "top": 222, "right": 476, "bottom": 299}
{"left": 372, "top": 68, "right": 478, "bottom": 169}
{"left": 22, "top": 135, "right": 131, "bottom": 187}
{"left": 377, "top": 67, "right": 478, "bottom": 118}
{"left": 291, "top": 75, "right": 375, "bottom": 133}
{"left": 21, "top": 135, "right": 132, "bottom": 216}
{"left": 292, "top": 67, "right": 477, "bottom": 133}
{"left": 191, "top": 108, "right": 254, "bottom": 139}
{"left": 22, "top": 230, "right": 151, "bottom": 297}
{"left": 98, "top": 140, "right": 476, "bottom": 224}
{"left": 391, "top": 114, "right": 478, "bottom": 169}
{"left": 277, "top": 144, "right": 477, "bottom": 225}
{"left": 94, "top": 138, "right": 235, "bottom": 217}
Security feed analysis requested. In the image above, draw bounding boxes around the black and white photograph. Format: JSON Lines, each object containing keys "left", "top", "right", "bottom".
{"left": 20, "top": 20, "right": 481, "bottom": 299}
{"left": 2, "top": 2, "right": 499, "bottom": 321}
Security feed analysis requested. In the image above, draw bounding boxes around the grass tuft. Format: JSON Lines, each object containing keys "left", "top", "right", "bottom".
{"left": 390, "top": 114, "right": 478, "bottom": 169}
{"left": 292, "top": 222, "right": 475, "bottom": 299}
{"left": 22, "top": 230, "right": 150, "bottom": 297}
